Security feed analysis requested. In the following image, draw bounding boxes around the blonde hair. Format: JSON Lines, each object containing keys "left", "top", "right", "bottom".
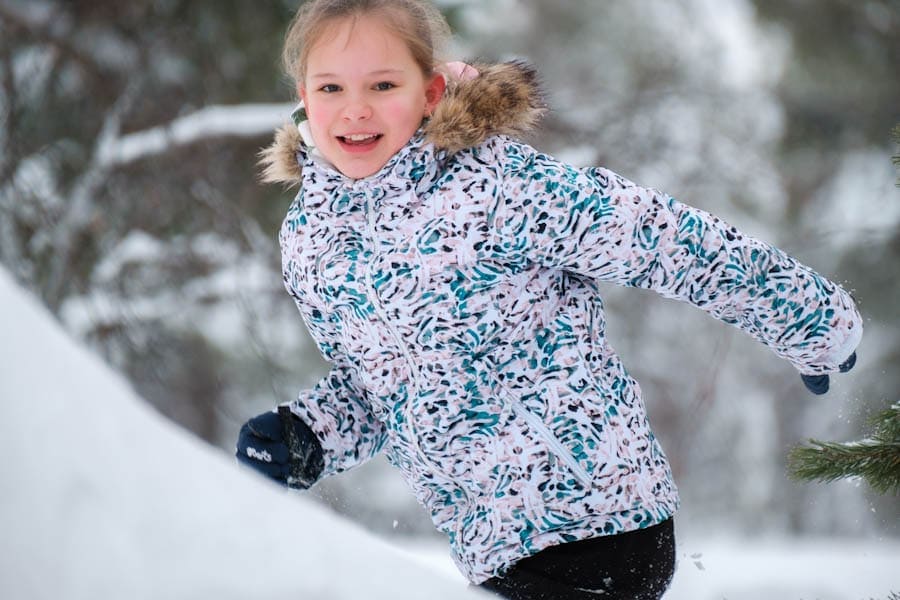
{"left": 283, "top": 0, "right": 452, "bottom": 85}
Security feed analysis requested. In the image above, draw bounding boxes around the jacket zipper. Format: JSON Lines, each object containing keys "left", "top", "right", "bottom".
{"left": 362, "top": 196, "right": 472, "bottom": 510}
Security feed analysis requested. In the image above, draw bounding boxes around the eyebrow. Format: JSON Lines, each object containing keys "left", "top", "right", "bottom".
{"left": 309, "top": 68, "right": 406, "bottom": 80}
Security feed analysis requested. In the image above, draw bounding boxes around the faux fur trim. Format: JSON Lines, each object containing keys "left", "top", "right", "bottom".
{"left": 258, "top": 125, "right": 304, "bottom": 186}
{"left": 258, "top": 60, "right": 546, "bottom": 186}
{"left": 425, "top": 60, "right": 546, "bottom": 155}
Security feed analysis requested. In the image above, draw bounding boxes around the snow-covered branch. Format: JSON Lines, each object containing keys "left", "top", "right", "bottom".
{"left": 97, "top": 103, "right": 294, "bottom": 168}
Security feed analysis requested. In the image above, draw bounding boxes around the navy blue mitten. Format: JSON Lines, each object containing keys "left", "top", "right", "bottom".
{"left": 236, "top": 408, "right": 324, "bottom": 489}
{"left": 800, "top": 352, "right": 857, "bottom": 395}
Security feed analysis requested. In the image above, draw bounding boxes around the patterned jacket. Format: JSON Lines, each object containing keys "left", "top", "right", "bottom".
{"left": 260, "top": 62, "right": 862, "bottom": 583}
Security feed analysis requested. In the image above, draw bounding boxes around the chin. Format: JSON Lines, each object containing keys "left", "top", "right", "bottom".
{"left": 340, "top": 165, "right": 379, "bottom": 179}
{"left": 337, "top": 159, "right": 388, "bottom": 180}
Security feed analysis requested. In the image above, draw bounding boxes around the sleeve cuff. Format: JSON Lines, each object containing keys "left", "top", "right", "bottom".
{"left": 801, "top": 322, "right": 863, "bottom": 375}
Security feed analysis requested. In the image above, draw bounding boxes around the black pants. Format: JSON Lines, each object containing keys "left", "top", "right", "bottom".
{"left": 477, "top": 519, "right": 675, "bottom": 600}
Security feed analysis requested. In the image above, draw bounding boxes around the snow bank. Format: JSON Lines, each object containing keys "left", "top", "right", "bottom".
{"left": 0, "top": 268, "right": 475, "bottom": 600}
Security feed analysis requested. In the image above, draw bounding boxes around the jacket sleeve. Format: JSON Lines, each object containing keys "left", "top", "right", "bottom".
{"left": 281, "top": 249, "right": 387, "bottom": 481}
{"left": 489, "top": 139, "right": 862, "bottom": 375}
{"left": 285, "top": 358, "right": 387, "bottom": 480}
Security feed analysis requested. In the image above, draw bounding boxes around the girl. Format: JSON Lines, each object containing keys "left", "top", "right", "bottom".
{"left": 236, "top": 1, "right": 862, "bottom": 598}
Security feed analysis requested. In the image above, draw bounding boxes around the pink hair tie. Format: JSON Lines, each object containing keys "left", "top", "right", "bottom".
{"left": 443, "top": 61, "right": 479, "bottom": 82}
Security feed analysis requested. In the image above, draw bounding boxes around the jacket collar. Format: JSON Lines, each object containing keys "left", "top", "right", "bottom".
{"left": 306, "top": 128, "right": 439, "bottom": 188}
{"left": 258, "top": 60, "right": 546, "bottom": 187}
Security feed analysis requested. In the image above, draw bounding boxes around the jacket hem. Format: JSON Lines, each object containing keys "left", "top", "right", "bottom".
{"left": 461, "top": 496, "right": 680, "bottom": 585}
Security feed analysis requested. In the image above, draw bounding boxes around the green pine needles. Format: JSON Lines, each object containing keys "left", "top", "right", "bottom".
{"left": 788, "top": 403, "right": 900, "bottom": 495}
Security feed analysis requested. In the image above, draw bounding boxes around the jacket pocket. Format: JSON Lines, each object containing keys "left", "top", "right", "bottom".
{"left": 490, "top": 371, "right": 594, "bottom": 490}
{"left": 508, "top": 399, "right": 594, "bottom": 489}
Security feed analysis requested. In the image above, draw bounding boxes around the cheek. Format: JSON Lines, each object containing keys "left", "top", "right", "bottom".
{"left": 307, "top": 107, "right": 332, "bottom": 135}
{"left": 303, "top": 98, "right": 335, "bottom": 131}
{"left": 383, "top": 97, "right": 425, "bottom": 128}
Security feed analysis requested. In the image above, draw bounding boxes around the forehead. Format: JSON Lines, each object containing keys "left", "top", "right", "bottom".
{"left": 307, "top": 15, "right": 416, "bottom": 71}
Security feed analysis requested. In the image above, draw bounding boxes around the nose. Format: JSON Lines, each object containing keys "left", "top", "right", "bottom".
{"left": 342, "top": 97, "right": 373, "bottom": 121}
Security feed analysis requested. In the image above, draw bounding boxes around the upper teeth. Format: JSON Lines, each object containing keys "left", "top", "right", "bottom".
{"left": 345, "top": 134, "right": 376, "bottom": 142}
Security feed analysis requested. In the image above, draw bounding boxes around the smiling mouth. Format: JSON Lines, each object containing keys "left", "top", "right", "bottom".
{"left": 338, "top": 133, "right": 383, "bottom": 146}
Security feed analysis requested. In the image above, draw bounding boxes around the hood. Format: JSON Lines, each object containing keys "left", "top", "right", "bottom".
{"left": 258, "top": 60, "right": 546, "bottom": 186}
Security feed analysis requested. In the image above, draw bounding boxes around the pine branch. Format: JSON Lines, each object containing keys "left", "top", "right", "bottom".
{"left": 788, "top": 441, "right": 900, "bottom": 494}
{"left": 788, "top": 404, "right": 900, "bottom": 495}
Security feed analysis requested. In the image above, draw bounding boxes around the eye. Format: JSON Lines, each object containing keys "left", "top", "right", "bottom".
{"left": 374, "top": 81, "right": 396, "bottom": 91}
{"left": 318, "top": 84, "right": 341, "bottom": 93}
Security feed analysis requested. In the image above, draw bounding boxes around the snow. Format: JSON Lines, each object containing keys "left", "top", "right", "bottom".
{"left": 0, "top": 267, "right": 477, "bottom": 600}
{"left": 667, "top": 536, "right": 900, "bottom": 599}
{"left": 1, "top": 266, "right": 898, "bottom": 599}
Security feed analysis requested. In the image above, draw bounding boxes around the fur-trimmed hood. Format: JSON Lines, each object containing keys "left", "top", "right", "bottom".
{"left": 259, "top": 60, "right": 546, "bottom": 186}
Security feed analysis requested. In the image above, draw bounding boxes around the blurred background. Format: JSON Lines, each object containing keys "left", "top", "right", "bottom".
{"left": 2, "top": 0, "right": 897, "bottom": 546}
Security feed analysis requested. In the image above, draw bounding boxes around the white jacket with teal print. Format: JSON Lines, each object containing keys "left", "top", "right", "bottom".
{"left": 261, "top": 62, "right": 862, "bottom": 583}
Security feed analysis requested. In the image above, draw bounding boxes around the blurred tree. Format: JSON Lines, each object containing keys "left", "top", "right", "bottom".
{"left": 0, "top": 0, "right": 316, "bottom": 445}
{"left": 750, "top": 0, "right": 900, "bottom": 532}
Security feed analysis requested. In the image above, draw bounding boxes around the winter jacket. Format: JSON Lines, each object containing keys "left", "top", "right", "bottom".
{"left": 260, "top": 61, "right": 863, "bottom": 583}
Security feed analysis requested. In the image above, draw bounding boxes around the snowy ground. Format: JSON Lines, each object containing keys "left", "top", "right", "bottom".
{"left": 1, "top": 266, "right": 897, "bottom": 600}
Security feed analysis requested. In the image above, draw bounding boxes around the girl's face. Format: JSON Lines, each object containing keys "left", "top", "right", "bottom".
{"left": 299, "top": 16, "right": 446, "bottom": 179}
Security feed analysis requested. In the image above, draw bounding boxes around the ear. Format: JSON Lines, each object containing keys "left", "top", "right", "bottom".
{"left": 298, "top": 84, "right": 309, "bottom": 113}
{"left": 424, "top": 73, "right": 447, "bottom": 116}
